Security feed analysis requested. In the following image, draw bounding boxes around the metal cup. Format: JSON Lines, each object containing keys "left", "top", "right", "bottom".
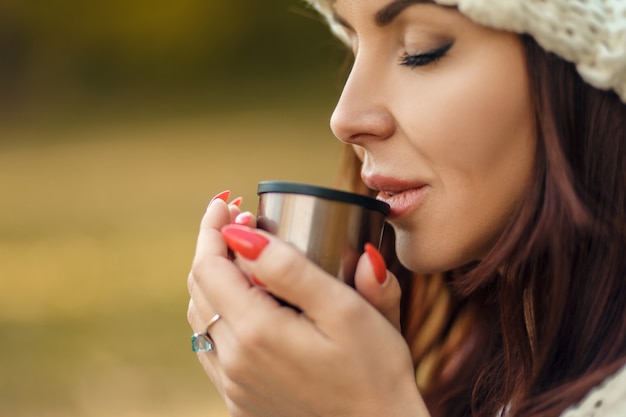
{"left": 257, "top": 181, "right": 390, "bottom": 287}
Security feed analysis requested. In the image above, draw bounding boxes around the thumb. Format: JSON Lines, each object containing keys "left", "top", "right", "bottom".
{"left": 354, "top": 244, "right": 402, "bottom": 331}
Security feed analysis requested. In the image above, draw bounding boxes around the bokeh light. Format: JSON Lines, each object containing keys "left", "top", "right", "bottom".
{"left": 0, "top": 1, "right": 348, "bottom": 415}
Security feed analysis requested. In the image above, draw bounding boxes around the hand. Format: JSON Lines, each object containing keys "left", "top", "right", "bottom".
{"left": 236, "top": 204, "right": 403, "bottom": 331}
{"left": 187, "top": 191, "right": 430, "bottom": 417}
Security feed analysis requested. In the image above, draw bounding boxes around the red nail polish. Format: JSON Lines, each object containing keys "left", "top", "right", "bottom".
{"left": 211, "top": 190, "right": 231, "bottom": 204}
{"left": 230, "top": 196, "right": 243, "bottom": 207}
{"left": 221, "top": 225, "right": 269, "bottom": 260}
{"left": 365, "top": 243, "right": 387, "bottom": 284}
{"left": 251, "top": 275, "right": 266, "bottom": 287}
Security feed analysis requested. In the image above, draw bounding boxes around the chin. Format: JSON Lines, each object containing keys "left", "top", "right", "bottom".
{"left": 393, "top": 231, "right": 441, "bottom": 274}
{"left": 392, "top": 229, "right": 478, "bottom": 275}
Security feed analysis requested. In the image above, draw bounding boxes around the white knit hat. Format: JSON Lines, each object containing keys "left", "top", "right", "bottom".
{"left": 435, "top": 0, "right": 626, "bottom": 102}
{"left": 307, "top": 0, "right": 626, "bottom": 103}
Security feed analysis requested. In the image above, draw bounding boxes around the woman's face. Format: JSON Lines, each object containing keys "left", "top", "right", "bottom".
{"left": 330, "top": 0, "right": 536, "bottom": 273}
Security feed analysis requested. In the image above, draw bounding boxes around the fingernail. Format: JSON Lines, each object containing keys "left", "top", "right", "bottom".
{"left": 210, "top": 190, "right": 231, "bottom": 206}
{"left": 365, "top": 243, "right": 387, "bottom": 284}
{"left": 221, "top": 225, "right": 269, "bottom": 260}
{"left": 230, "top": 196, "right": 243, "bottom": 207}
{"left": 234, "top": 212, "right": 254, "bottom": 225}
{"left": 251, "top": 275, "right": 266, "bottom": 287}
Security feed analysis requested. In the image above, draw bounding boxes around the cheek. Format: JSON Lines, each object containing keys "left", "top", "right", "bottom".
{"left": 392, "top": 37, "right": 537, "bottom": 272}
{"left": 425, "top": 44, "right": 532, "bottom": 171}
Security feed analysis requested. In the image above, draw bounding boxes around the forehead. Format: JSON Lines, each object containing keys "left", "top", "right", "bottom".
{"left": 326, "top": 0, "right": 437, "bottom": 11}
{"left": 328, "top": 0, "right": 440, "bottom": 25}
{"left": 309, "top": 0, "right": 440, "bottom": 45}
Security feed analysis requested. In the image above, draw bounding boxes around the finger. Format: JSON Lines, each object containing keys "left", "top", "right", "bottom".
{"left": 221, "top": 225, "right": 361, "bottom": 331}
{"left": 353, "top": 245, "right": 402, "bottom": 331}
{"left": 193, "top": 195, "right": 235, "bottom": 264}
{"left": 188, "top": 277, "right": 243, "bottom": 370}
{"left": 187, "top": 191, "right": 234, "bottom": 297}
{"left": 187, "top": 298, "right": 228, "bottom": 396}
{"left": 190, "top": 192, "right": 270, "bottom": 339}
{"left": 188, "top": 199, "right": 237, "bottom": 307}
{"left": 201, "top": 190, "right": 245, "bottom": 230}
{"left": 192, "top": 218, "right": 281, "bottom": 340}
{"left": 187, "top": 278, "right": 224, "bottom": 336}
{"left": 228, "top": 196, "right": 243, "bottom": 223}
{"left": 234, "top": 211, "right": 257, "bottom": 227}
{"left": 195, "top": 190, "right": 253, "bottom": 258}
{"left": 229, "top": 196, "right": 243, "bottom": 208}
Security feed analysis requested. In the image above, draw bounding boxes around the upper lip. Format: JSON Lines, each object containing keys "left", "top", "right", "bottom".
{"left": 361, "top": 174, "right": 428, "bottom": 193}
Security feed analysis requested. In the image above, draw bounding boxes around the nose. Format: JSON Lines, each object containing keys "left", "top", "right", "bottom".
{"left": 330, "top": 58, "right": 395, "bottom": 145}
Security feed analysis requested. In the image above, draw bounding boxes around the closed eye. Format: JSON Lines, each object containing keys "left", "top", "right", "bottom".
{"left": 400, "top": 42, "right": 453, "bottom": 68}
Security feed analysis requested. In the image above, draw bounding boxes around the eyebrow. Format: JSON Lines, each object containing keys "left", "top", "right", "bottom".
{"left": 332, "top": 0, "right": 435, "bottom": 30}
{"left": 375, "top": 0, "right": 435, "bottom": 26}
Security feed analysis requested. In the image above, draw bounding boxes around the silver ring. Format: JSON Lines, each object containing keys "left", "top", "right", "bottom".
{"left": 191, "top": 313, "right": 221, "bottom": 353}
{"left": 205, "top": 313, "right": 222, "bottom": 332}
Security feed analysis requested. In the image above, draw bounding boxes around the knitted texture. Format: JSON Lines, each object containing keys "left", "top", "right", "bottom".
{"left": 560, "top": 363, "right": 626, "bottom": 416}
{"left": 306, "top": 0, "right": 626, "bottom": 103}
{"left": 435, "top": 0, "right": 626, "bottom": 102}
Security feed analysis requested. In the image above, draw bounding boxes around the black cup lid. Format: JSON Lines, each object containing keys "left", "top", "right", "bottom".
{"left": 257, "top": 181, "right": 390, "bottom": 216}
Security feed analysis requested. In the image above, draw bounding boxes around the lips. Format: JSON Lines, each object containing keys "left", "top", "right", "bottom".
{"left": 362, "top": 175, "right": 429, "bottom": 219}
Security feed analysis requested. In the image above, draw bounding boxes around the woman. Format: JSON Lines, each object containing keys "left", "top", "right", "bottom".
{"left": 187, "top": 1, "right": 626, "bottom": 416}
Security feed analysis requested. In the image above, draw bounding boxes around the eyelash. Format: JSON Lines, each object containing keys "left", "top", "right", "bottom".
{"left": 400, "top": 42, "right": 454, "bottom": 68}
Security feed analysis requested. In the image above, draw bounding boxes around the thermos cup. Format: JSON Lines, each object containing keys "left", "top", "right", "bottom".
{"left": 257, "top": 181, "right": 390, "bottom": 287}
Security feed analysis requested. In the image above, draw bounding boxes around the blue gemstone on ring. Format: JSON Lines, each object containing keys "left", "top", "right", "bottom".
{"left": 191, "top": 332, "right": 214, "bottom": 352}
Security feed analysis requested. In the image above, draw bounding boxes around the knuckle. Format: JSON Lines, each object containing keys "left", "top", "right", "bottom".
{"left": 221, "top": 377, "right": 250, "bottom": 406}
{"left": 234, "top": 321, "right": 269, "bottom": 352}
{"left": 266, "top": 245, "right": 306, "bottom": 288}
{"left": 190, "top": 256, "right": 209, "bottom": 280}
{"left": 227, "top": 312, "right": 273, "bottom": 359}
{"left": 189, "top": 255, "right": 222, "bottom": 288}
{"left": 334, "top": 293, "right": 365, "bottom": 322}
{"left": 186, "top": 300, "right": 196, "bottom": 326}
{"left": 221, "top": 352, "right": 251, "bottom": 388}
{"left": 187, "top": 271, "right": 196, "bottom": 294}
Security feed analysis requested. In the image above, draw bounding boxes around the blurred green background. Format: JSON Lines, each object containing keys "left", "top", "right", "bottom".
{"left": 0, "top": 1, "right": 348, "bottom": 416}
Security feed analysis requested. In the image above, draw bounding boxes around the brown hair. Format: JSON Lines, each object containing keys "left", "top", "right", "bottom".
{"left": 338, "top": 35, "right": 626, "bottom": 417}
